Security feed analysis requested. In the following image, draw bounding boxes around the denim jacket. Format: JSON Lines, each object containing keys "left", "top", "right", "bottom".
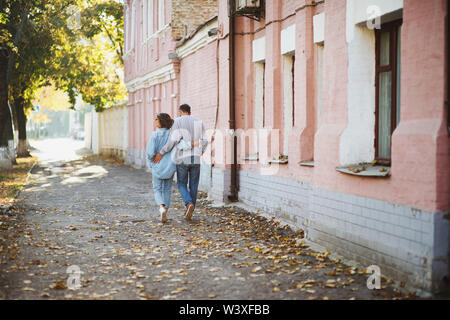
{"left": 146, "top": 128, "right": 191, "bottom": 179}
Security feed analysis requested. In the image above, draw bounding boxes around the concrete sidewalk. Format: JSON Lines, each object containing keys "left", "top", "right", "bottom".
{"left": 0, "top": 155, "right": 417, "bottom": 300}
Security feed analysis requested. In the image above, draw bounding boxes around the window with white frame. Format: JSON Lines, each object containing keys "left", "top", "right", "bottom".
{"left": 254, "top": 62, "right": 265, "bottom": 129}
{"left": 148, "top": 0, "right": 154, "bottom": 36}
{"left": 143, "top": 0, "right": 147, "bottom": 41}
{"left": 131, "top": 0, "right": 136, "bottom": 50}
{"left": 313, "top": 13, "right": 325, "bottom": 163}
{"left": 252, "top": 36, "right": 266, "bottom": 158}
{"left": 282, "top": 54, "right": 294, "bottom": 157}
{"left": 158, "top": 0, "right": 165, "bottom": 30}
{"left": 281, "top": 24, "right": 295, "bottom": 158}
{"left": 142, "top": 0, "right": 160, "bottom": 40}
{"left": 339, "top": 1, "right": 403, "bottom": 167}
{"left": 125, "top": 5, "right": 130, "bottom": 51}
{"left": 254, "top": 62, "right": 265, "bottom": 155}
{"left": 143, "top": 0, "right": 154, "bottom": 40}
{"left": 316, "top": 44, "right": 324, "bottom": 132}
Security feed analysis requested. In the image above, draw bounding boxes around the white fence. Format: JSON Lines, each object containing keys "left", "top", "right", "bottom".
{"left": 84, "top": 103, "right": 128, "bottom": 158}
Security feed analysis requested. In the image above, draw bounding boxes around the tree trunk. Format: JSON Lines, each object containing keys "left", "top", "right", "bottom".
{"left": 14, "top": 96, "right": 30, "bottom": 157}
{"left": 10, "top": 95, "right": 19, "bottom": 145}
{"left": 7, "top": 102, "right": 17, "bottom": 165}
{"left": 0, "top": 51, "right": 13, "bottom": 169}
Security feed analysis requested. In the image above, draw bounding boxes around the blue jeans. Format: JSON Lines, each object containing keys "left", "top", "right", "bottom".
{"left": 152, "top": 176, "right": 173, "bottom": 207}
{"left": 176, "top": 157, "right": 201, "bottom": 207}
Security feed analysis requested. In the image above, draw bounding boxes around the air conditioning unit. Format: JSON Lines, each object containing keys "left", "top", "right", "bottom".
{"left": 235, "top": 0, "right": 261, "bottom": 14}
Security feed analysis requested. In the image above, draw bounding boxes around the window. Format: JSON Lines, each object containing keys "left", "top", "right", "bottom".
{"left": 143, "top": 0, "right": 147, "bottom": 41}
{"left": 125, "top": 5, "right": 130, "bottom": 51}
{"left": 254, "top": 62, "right": 265, "bottom": 154}
{"left": 316, "top": 44, "right": 324, "bottom": 132}
{"left": 131, "top": 0, "right": 136, "bottom": 50}
{"left": 282, "top": 54, "right": 295, "bottom": 156}
{"left": 158, "top": 0, "right": 165, "bottom": 30}
{"left": 148, "top": 0, "right": 154, "bottom": 36}
{"left": 375, "top": 20, "right": 402, "bottom": 162}
{"left": 143, "top": 0, "right": 155, "bottom": 40}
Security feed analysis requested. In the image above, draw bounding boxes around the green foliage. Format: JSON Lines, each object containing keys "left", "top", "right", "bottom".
{"left": 4, "top": 0, "right": 125, "bottom": 114}
{"left": 81, "top": 0, "right": 124, "bottom": 64}
{"left": 50, "top": 0, "right": 126, "bottom": 111}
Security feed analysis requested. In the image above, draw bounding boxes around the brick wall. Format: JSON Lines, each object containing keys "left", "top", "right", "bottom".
{"left": 179, "top": 42, "right": 218, "bottom": 130}
{"left": 230, "top": 168, "right": 449, "bottom": 294}
{"left": 172, "top": 0, "right": 218, "bottom": 41}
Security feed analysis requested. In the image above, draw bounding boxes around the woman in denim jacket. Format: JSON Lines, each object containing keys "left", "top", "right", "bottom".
{"left": 146, "top": 113, "right": 191, "bottom": 222}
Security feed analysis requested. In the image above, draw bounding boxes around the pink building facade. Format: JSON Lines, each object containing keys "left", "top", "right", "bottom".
{"left": 124, "top": 0, "right": 449, "bottom": 294}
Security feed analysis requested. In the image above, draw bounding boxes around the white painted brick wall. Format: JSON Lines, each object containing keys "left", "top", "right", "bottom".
{"left": 228, "top": 168, "right": 448, "bottom": 294}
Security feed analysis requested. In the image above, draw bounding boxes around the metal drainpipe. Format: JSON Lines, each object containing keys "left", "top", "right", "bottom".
{"left": 228, "top": 0, "right": 238, "bottom": 201}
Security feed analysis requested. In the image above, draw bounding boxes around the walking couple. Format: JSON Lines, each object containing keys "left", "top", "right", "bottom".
{"left": 146, "top": 104, "right": 208, "bottom": 223}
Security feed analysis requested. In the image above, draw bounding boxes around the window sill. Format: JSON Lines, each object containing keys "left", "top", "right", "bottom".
{"left": 242, "top": 154, "right": 259, "bottom": 161}
{"left": 335, "top": 163, "right": 390, "bottom": 178}
{"left": 299, "top": 161, "right": 314, "bottom": 167}
{"left": 267, "top": 157, "right": 288, "bottom": 165}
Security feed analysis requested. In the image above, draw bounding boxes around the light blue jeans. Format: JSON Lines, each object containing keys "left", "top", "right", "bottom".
{"left": 152, "top": 176, "right": 173, "bottom": 207}
{"left": 176, "top": 156, "right": 201, "bottom": 207}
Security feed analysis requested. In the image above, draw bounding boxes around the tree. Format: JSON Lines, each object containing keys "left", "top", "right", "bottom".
{"left": 81, "top": 0, "right": 124, "bottom": 65}
{"left": 4, "top": 0, "right": 75, "bottom": 157}
{"left": 8, "top": 0, "right": 65, "bottom": 156}
{"left": 1, "top": 0, "right": 125, "bottom": 166}
{"left": 0, "top": 47, "right": 13, "bottom": 168}
{"left": 49, "top": 0, "right": 126, "bottom": 112}
{"left": 0, "top": 0, "right": 29, "bottom": 167}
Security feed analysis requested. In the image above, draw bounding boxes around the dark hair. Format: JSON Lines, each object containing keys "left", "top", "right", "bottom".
{"left": 157, "top": 113, "right": 174, "bottom": 129}
{"left": 179, "top": 104, "right": 191, "bottom": 114}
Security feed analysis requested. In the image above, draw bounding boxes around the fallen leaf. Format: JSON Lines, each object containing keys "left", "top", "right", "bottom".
{"left": 171, "top": 287, "right": 187, "bottom": 294}
{"left": 51, "top": 281, "right": 67, "bottom": 290}
{"left": 251, "top": 266, "right": 262, "bottom": 273}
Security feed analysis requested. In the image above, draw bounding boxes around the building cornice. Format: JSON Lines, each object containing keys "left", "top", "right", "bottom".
{"left": 125, "top": 63, "right": 177, "bottom": 93}
{"left": 175, "top": 18, "right": 218, "bottom": 60}
{"left": 143, "top": 23, "right": 171, "bottom": 45}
